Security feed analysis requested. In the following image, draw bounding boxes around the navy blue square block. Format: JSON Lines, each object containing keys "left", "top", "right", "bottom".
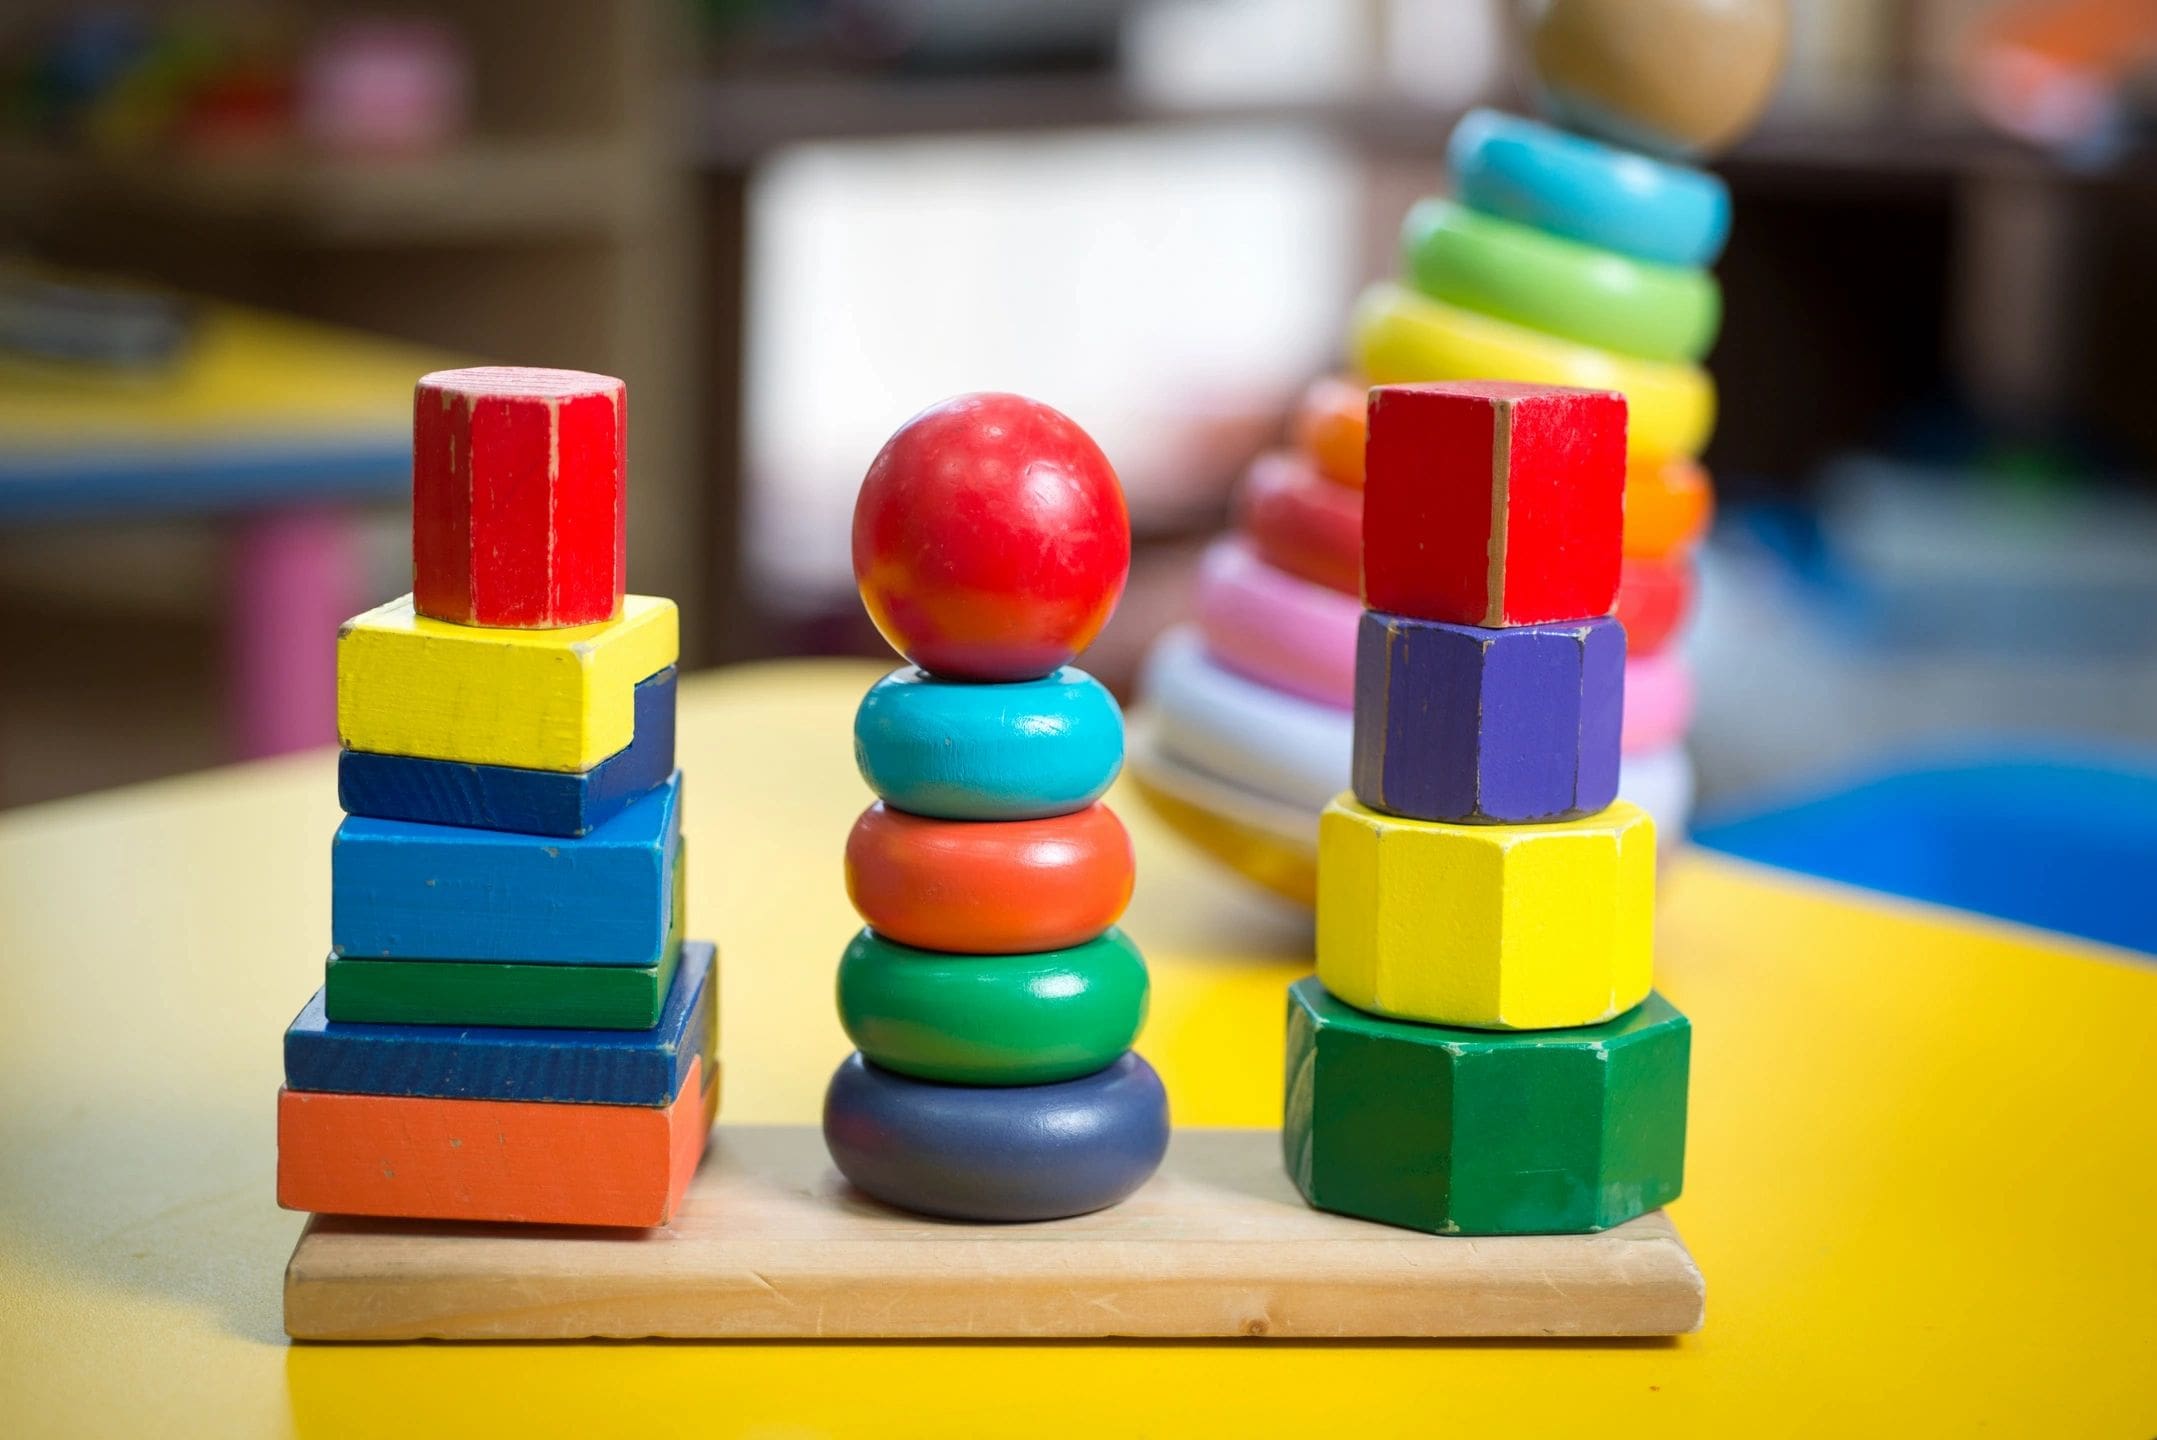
{"left": 338, "top": 665, "right": 677, "bottom": 838}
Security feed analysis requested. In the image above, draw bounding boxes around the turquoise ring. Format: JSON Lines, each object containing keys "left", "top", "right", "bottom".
{"left": 854, "top": 665, "right": 1124, "bottom": 820}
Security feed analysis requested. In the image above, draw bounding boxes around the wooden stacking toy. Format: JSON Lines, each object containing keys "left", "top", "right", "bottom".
{"left": 1288, "top": 379, "right": 1690, "bottom": 1236}
{"left": 276, "top": 366, "right": 716, "bottom": 1228}
{"left": 1133, "top": 9, "right": 1788, "bottom": 900}
{"left": 825, "top": 392, "right": 1169, "bottom": 1222}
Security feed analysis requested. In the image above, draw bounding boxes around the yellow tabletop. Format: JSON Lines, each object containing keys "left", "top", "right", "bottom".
{"left": 1, "top": 660, "right": 2151, "bottom": 1437}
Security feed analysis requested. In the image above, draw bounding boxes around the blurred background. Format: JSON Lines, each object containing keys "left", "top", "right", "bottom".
{"left": 5, "top": 0, "right": 2157, "bottom": 911}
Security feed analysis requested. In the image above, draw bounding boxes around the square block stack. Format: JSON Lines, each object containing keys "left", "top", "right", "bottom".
{"left": 276, "top": 367, "right": 716, "bottom": 1230}
{"left": 1284, "top": 380, "right": 1690, "bottom": 1237}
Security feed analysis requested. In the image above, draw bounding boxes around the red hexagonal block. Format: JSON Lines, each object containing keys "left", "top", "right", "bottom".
{"left": 1363, "top": 381, "right": 1625, "bottom": 627}
{"left": 413, "top": 367, "right": 627, "bottom": 629}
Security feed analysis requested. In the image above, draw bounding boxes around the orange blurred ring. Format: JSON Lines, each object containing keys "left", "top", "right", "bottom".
{"left": 845, "top": 801, "right": 1135, "bottom": 955}
{"left": 1293, "top": 375, "right": 1368, "bottom": 489}
{"left": 1624, "top": 456, "right": 1713, "bottom": 558}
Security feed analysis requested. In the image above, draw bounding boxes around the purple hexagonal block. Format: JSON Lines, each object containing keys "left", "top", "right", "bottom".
{"left": 1352, "top": 611, "right": 1625, "bottom": 824}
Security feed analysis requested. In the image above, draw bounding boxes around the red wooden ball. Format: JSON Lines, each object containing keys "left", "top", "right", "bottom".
{"left": 852, "top": 392, "right": 1130, "bottom": 682}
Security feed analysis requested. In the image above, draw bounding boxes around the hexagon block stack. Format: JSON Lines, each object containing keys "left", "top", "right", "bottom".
{"left": 821, "top": 394, "right": 1169, "bottom": 1223}
{"left": 275, "top": 367, "right": 715, "bottom": 1229}
{"left": 1284, "top": 380, "right": 1690, "bottom": 1236}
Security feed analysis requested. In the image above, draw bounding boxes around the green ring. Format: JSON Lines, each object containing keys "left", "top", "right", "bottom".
{"left": 1401, "top": 198, "right": 1721, "bottom": 363}
{"left": 837, "top": 927, "right": 1149, "bottom": 1086}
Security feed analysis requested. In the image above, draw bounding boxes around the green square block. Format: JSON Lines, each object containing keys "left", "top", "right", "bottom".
{"left": 1284, "top": 976, "right": 1689, "bottom": 1235}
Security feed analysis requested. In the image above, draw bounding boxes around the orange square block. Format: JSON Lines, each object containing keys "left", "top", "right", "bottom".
{"left": 277, "top": 1056, "right": 715, "bottom": 1227}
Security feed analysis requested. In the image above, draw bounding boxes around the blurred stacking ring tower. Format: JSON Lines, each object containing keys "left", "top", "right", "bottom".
{"left": 1287, "top": 379, "right": 1690, "bottom": 1237}
{"left": 276, "top": 367, "right": 714, "bottom": 1229}
{"left": 1135, "top": 0, "right": 1786, "bottom": 902}
{"left": 823, "top": 392, "right": 1171, "bottom": 1222}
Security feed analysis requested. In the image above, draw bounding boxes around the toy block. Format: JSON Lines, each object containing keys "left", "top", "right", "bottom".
{"left": 1364, "top": 381, "right": 1626, "bottom": 629}
{"left": 836, "top": 927, "right": 1148, "bottom": 1086}
{"left": 1401, "top": 197, "right": 1721, "bottom": 364}
{"left": 1353, "top": 611, "right": 1623, "bottom": 825}
{"left": 333, "top": 771, "right": 680, "bottom": 965}
{"left": 1194, "top": 538, "right": 1358, "bottom": 708}
{"left": 1142, "top": 625, "right": 1349, "bottom": 815}
{"left": 1292, "top": 374, "right": 1368, "bottom": 487}
{"left": 1446, "top": 106, "right": 1732, "bottom": 266}
{"left": 1519, "top": 0, "right": 1787, "bottom": 160}
{"left": 854, "top": 665, "right": 1123, "bottom": 821}
{"left": 1237, "top": 448, "right": 1362, "bottom": 596}
{"left": 338, "top": 664, "right": 677, "bottom": 837}
{"left": 1351, "top": 283, "right": 1715, "bottom": 462}
{"left": 1285, "top": 977, "right": 1688, "bottom": 1235}
{"left": 823, "top": 1051, "right": 1168, "bottom": 1222}
{"left": 289, "top": 942, "right": 714, "bottom": 1106}
{"left": 412, "top": 366, "right": 626, "bottom": 628}
{"left": 1624, "top": 454, "right": 1712, "bottom": 557}
{"left": 277, "top": 1055, "right": 715, "bottom": 1227}
{"left": 1616, "top": 554, "right": 1692, "bottom": 658}
{"left": 1623, "top": 650, "right": 1693, "bottom": 754}
{"left": 1316, "top": 794, "right": 1655, "bottom": 1029}
{"left": 845, "top": 801, "right": 1133, "bottom": 955}
{"left": 336, "top": 592, "right": 677, "bottom": 772}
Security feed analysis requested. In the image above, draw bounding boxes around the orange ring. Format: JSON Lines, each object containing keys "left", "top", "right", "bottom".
{"left": 845, "top": 801, "right": 1135, "bottom": 955}
{"left": 1624, "top": 456, "right": 1713, "bottom": 558}
{"left": 1293, "top": 375, "right": 1368, "bottom": 489}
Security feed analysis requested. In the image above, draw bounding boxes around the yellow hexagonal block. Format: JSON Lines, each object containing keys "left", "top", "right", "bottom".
{"left": 1315, "top": 793, "right": 1654, "bottom": 1029}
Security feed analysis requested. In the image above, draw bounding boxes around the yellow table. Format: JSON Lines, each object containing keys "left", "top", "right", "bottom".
{"left": 1, "top": 661, "right": 2151, "bottom": 1436}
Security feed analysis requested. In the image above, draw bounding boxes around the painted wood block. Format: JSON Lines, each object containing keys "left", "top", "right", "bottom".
{"left": 1316, "top": 794, "right": 1655, "bottom": 1029}
{"left": 336, "top": 592, "right": 678, "bottom": 772}
{"left": 1447, "top": 106, "right": 1733, "bottom": 267}
{"left": 284, "top": 1127, "right": 1704, "bottom": 1340}
{"left": 1193, "top": 538, "right": 1358, "bottom": 707}
{"left": 845, "top": 801, "right": 1133, "bottom": 955}
{"left": 1353, "top": 611, "right": 1624, "bottom": 824}
{"left": 1292, "top": 374, "right": 1368, "bottom": 487}
{"left": 1616, "top": 554, "right": 1693, "bottom": 657}
{"left": 288, "top": 942, "right": 715, "bottom": 1105}
{"left": 1141, "top": 625, "right": 1349, "bottom": 815}
{"left": 277, "top": 1054, "right": 715, "bottom": 1227}
{"left": 1236, "top": 448, "right": 1362, "bottom": 596}
{"left": 332, "top": 772, "right": 680, "bottom": 964}
{"left": 1624, "top": 455, "right": 1712, "bottom": 557}
{"left": 853, "top": 665, "right": 1122, "bottom": 821}
{"left": 1285, "top": 978, "right": 1688, "bottom": 1235}
{"left": 1351, "top": 283, "right": 1714, "bottom": 461}
{"left": 1363, "top": 381, "right": 1626, "bottom": 628}
{"left": 1518, "top": 0, "right": 1787, "bottom": 159}
{"left": 836, "top": 927, "right": 1149, "bottom": 1085}
{"left": 1402, "top": 197, "right": 1721, "bottom": 363}
{"left": 412, "top": 367, "right": 626, "bottom": 628}
{"left": 337, "top": 664, "right": 677, "bottom": 836}
{"left": 823, "top": 1051, "right": 1168, "bottom": 1222}
{"left": 1623, "top": 650, "right": 1694, "bottom": 755}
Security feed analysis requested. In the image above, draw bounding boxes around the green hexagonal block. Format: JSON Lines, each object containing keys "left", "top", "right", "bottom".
{"left": 1283, "top": 976, "right": 1689, "bottom": 1235}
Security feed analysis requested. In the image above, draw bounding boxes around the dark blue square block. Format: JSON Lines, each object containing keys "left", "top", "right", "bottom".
{"left": 338, "top": 665, "right": 678, "bottom": 837}
{"left": 1353, "top": 611, "right": 1624, "bottom": 824}
{"left": 285, "top": 942, "right": 716, "bottom": 1105}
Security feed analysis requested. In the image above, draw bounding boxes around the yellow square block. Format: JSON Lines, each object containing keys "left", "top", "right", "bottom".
{"left": 1315, "top": 794, "right": 1655, "bottom": 1029}
{"left": 336, "top": 594, "right": 679, "bottom": 772}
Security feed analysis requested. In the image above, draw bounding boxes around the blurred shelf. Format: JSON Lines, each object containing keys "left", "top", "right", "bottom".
{"left": 0, "top": 135, "right": 654, "bottom": 245}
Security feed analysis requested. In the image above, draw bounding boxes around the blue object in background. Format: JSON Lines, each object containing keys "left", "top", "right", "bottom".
{"left": 339, "top": 666, "right": 679, "bottom": 837}
{"left": 332, "top": 770, "right": 682, "bottom": 965}
{"left": 1693, "top": 748, "right": 2157, "bottom": 957}
{"left": 286, "top": 943, "right": 715, "bottom": 1106}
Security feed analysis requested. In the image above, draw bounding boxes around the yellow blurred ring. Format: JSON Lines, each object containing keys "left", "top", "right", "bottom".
{"left": 1350, "top": 282, "right": 1716, "bottom": 460}
{"left": 1402, "top": 198, "right": 1720, "bottom": 364}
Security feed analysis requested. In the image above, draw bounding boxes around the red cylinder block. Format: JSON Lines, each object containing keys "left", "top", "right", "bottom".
{"left": 412, "top": 367, "right": 627, "bottom": 629}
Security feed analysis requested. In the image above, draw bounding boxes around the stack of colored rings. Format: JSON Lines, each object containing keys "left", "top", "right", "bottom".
{"left": 822, "top": 393, "right": 1170, "bottom": 1223}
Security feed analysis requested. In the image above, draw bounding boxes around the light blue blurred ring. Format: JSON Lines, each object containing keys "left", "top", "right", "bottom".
{"left": 1448, "top": 107, "right": 1731, "bottom": 269}
{"left": 854, "top": 665, "right": 1124, "bottom": 820}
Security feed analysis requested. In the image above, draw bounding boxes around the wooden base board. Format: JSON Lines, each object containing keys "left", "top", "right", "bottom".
{"left": 284, "top": 1125, "right": 1703, "bottom": 1340}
